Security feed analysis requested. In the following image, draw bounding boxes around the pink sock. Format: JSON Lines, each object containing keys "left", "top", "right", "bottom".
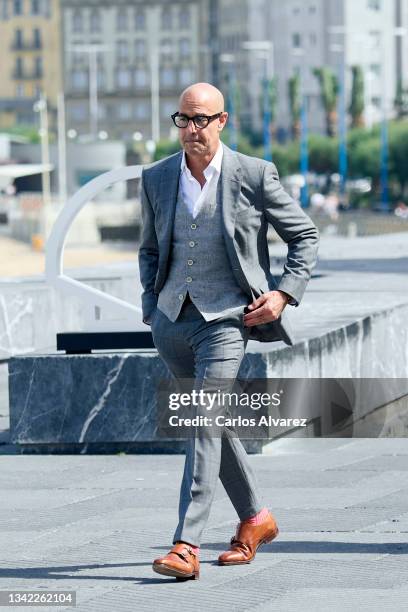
{"left": 243, "top": 507, "right": 269, "bottom": 526}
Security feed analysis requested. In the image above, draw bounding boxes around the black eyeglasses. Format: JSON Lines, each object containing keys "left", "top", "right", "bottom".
{"left": 171, "top": 112, "right": 223, "bottom": 129}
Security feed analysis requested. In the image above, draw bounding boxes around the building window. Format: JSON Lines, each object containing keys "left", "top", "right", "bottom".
{"left": 179, "top": 6, "right": 191, "bottom": 29}
{"left": 72, "top": 9, "right": 83, "bottom": 33}
{"left": 90, "top": 9, "right": 101, "bottom": 33}
{"left": 70, "top": 103, "right": 87, "bottom": 122}
{"left": 160, "top": 67, "right": 176, "bottom": 87}
{"left": 16, "top": 83, "right": 25, "bottom": 97}
{"left": 34, "top": 84, "right": 41, "bottom": 98}
{"left": 116, "top": 40, "right": 129, "bottom": 62}
{"left": 118, "top": 101, "right": 132, "bottom": 121}
{"left": 309, "top": 5, "right": 316, "bottom": 13}
{"left": 117, "top": 67, "right": 132, "bottom": 89}
{"left": 14, "top": 28, "right": 23, "bottom": 48}
{"left": 179, "top": 38, "right": 191, "bottom": 58}
{"left": 369, "top": 30, "right": 381, "bottom": 49}
{"left": 15, "top": 56, "right": 23, "bottom": 77}
{"left": 292, "top": 33, "right": 301, "bottom": 48}
{"left": 368, "top": 0, "right": 381, "bottom": 9}
{"left": 369, "top": 63, "right": 381, "bottom": 77}
{"left": 97, "top": 68, "right": 105, "bottom": 91}
{"left": 309, "top": 32, "right": 317, "bottom": 46}
{"left": 134, "top": 68, "right": 147, "bottom": 88}
{"left": 71, "top": 49, "right": 83, "bottom": 66}
{"left": 371, "top": 96, "right": 381, "bottom": 108}
{"left": 71, "top": 69, "right": 88, "bottom": 90}
{"left": 135, "top": 101, "right": 148, "bottom": 119}
{"left": 2, "top": 0, "right": 9, "bottom": 19}
{"left": 134, "top": 39, "right": 146, "bottom": 59}
{"left": 97, "top": 103, "right": 106, "bottom": 120}
{"left": 179, "top": 66, "right": 193, "bottom": 86}
{"left": 14, "top": 0, "right": 23, "bottom": 15}
{"left": 160, "top": 39, "right": 173, "bottom": 59}
{"left": 161, "top": 7, "right": 172, "bottom": 29}
{"left": 31, "top": 0, "right": 40, "bottom": 15}
{"left": 117, "top": 7, "right": 128, "bottom": 31}
{"left": 33, "top": 28, "right": 41, "bottom": 48}
{"left": 34, "top": 56, "right": 42, "bottom": 78}
{"left": 293, "top": 6, "right": 300, "bottom": 15}
{"left": 44, "top": 0, "right": 50, "bottom": 18}
{"left": 135, "top": 8, "right": 145, "bottom": 30}
{"left": 161, "top": 100, "right": 174, "bottom": 119}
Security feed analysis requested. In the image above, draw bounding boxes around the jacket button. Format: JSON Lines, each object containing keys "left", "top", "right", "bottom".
{"left": 179, "top": 294, "right": 184, "bottom": 300}
{"left": 186, "top": 276, "right": 192, "bottom": 282}
{"left": 189, "top": 241, "right": 195, "bottom": 247}
{"left": 191, "top": 223, "right": 197, "bottom": 229}
{"left": 187, "top": 259, "right": 193, "bottom": 265}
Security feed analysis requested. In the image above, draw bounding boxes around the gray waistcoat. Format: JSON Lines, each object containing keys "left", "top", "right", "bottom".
{"left": 157, "top": 174, "right": 249, "bottom": 322}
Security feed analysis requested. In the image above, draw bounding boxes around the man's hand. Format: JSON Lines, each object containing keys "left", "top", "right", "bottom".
{"left": 243, "top": 290, "right": 290, "bottom": 327}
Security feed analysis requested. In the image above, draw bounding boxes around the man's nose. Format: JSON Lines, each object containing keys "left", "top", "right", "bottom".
{"left": 185, "top": 119, "right": 198, "bottom": 134}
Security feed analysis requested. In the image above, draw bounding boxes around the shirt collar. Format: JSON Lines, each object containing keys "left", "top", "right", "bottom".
{"left": 181, "top": 141, "right": 223, "bottom": 180}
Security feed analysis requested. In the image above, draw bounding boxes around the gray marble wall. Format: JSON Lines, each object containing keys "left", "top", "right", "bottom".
{"left": 9, "top": 301, "right": 408, "bottom": 450}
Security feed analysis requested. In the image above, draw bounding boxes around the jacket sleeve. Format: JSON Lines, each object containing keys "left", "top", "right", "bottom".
{"left": 138, "top": 169, "right": 159, "bottom": 324}
{"left": 261, "top": 161, "right": 319, "bottom": 306}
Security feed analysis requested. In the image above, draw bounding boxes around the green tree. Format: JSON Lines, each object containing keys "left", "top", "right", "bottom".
{"left": 288, "top": 74, "right": 301, "bottom": 140}
{"left": 388, "top": 120, "right": 408, "bottom": 197}
{"left": 349, "top": 66, "right": 365, "bottom": 128}
{"left": 394, "top": 79, "right": 408, "bottom": 120}
{"left": 313, "top": 67, "right": 339, "bottom": 137}
{"left": 308, "top": 134, "right": 338, "bottom": 174}
{"left": 271, "top": 141, "right": 300, "bottom": 176}
{"left": 153, "top": 139, "right": 181, "bottom": 161}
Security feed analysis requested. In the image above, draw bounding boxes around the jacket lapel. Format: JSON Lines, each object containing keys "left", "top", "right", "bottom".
{"left": 158, "top": 150, "right": 183, "bottom": 263}
{"left": 219, "top": 144, "right": 254, "bottom": 297}
{"left": 220, "top": 142, "right": 243, "bottom": 238}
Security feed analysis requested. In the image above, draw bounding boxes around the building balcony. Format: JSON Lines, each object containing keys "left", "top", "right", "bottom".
{"left": 11, "top": 41, "right": 43, "bottom": 51}
{"left": 12, "top": 69, "right": 43, "bottom": 80}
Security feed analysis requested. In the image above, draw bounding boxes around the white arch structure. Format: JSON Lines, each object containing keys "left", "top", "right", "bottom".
{"left": 45, "top": 165, "right": 146, "bottom": 332}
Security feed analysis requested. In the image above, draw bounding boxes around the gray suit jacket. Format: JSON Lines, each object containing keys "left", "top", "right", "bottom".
{"left": 138, "top": 142, "right": 319, "bottom": 345}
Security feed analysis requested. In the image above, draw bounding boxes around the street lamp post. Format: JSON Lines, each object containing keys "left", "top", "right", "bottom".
{"left": 33, "top": 93, "right": 51, "bottom": 206}
{"left": 149, "top": 42, "right": 160, "bottom": 144}
{"left": 293, "top": 47, "right": 309, "bottom": 207}
{"left": 379, "top": 27, "right": 406, "bottom": 212}
{"left": 68, "top": 44, "right": 110, "bottom": 141}
{"left": 242, "top": 41, "right": 275, "bottom": 162}
{"left": 220, "top": 54, "right": 238, "bottom": 151}
{"left": 329, "top": 41, "right": 348, "bottom": 203}
{"left": 57, "top": 92, "right": 67, "bottom": 204}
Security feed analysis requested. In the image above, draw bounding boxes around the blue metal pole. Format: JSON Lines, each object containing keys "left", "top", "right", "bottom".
{"left": 380, "top": 114, "right": 389, "bottom": 211}
{"left": 338, "top": 56, "right": 348, "bottom": 202}
{"left": 300, "top": 94, "right": 309, "bottom": 207}
{"left": 227, "top": 68, "right": 238, "bottom": 151}
{"left": 263, "top": 77, "right": 272, "bottom": 161}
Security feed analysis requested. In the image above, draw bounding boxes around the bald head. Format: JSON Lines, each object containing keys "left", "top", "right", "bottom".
{"left": 176, "top": 82, "right": 228, "bottom": 164}
{"left": 179, "top": 83, "right": 224, "bottom": 114}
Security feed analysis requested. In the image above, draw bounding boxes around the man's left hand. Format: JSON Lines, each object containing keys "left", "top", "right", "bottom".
{"left": 243, "top": 290, "right": 290, "bottom": 327}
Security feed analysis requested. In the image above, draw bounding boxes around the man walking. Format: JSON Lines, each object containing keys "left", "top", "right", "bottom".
{"left": 138, "top": 82, "right": 319, "bottom": 580}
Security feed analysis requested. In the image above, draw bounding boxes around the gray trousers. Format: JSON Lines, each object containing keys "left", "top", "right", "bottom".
{"left": 151, "top": 296, "right": 263, "bottom": 547}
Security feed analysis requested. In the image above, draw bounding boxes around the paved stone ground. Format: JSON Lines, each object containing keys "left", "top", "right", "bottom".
{"left": 0, "top": 438, "right": 407, "bottom": 611}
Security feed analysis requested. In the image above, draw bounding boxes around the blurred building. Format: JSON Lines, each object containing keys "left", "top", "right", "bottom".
{"left": 61, "top": 0, "right": 211, "bottom": 142}
{"left": 216, "top": 0, "right": 408, "bottom": 139}
{"left": 0, "top": 0, "right": 62, "bottom": 128}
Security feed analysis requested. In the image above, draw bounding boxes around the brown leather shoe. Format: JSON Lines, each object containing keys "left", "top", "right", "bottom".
{"left": 218, "top": 511, "right": 279, "bottom": 565}
{"left": 152, "top": 542, "right": 199, "bottom": 580}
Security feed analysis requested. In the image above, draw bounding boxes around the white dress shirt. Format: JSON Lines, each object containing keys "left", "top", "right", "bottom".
{"left": 180, "top": 141, "right": 223, "bottom": 218}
